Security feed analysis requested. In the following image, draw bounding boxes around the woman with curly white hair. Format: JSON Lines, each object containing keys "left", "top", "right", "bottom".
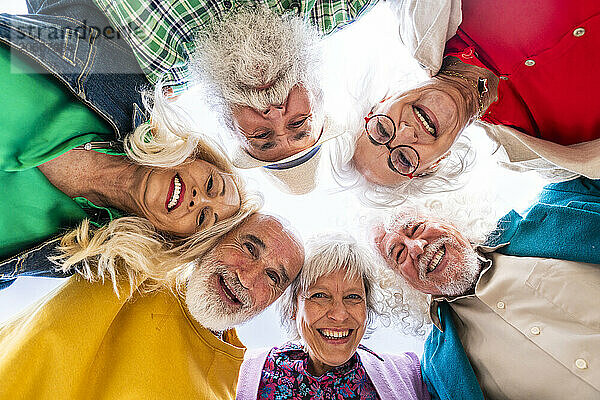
{"left": 331, "top": 0, "right": 600, "bottom": 208}
{"left": 236, "top": 232, "right": 431, "bottom": 400}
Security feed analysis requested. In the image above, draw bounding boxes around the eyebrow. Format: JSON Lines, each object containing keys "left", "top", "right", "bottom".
{"left": 243, "top": 234, "right": 266, "bottom": 250}
{"left": 278, "top": 265, "right": 290, "bottom": 286}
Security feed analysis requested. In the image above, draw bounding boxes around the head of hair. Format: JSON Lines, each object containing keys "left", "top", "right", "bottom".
{"left": 53, "top": 83, "right": 264, "bottom": 296}
{"left": 326, "top": 65, "right": 477, "bottom": 209}
{"left": 188, "top": 6, "right": 325, "bottom": 142}
{"left": 278, "top": 232, "right": 381, "bottom": 341}
{"left": 365, "top": 194, "right": 502, "bottom": 335}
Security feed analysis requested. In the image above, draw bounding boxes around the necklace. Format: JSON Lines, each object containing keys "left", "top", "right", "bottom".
{"left": 440, "top": 69, "right": 489, "bottom": 118}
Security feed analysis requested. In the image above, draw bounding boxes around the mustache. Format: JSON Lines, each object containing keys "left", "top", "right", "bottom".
{"left": 417, "top": 236, "right": 454, "bottom": 279}
{"left": 214, "top": 265, "right": 253, "bottom": 309}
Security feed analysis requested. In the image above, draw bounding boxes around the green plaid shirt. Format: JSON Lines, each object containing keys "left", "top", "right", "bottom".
{"left": 93, "top": 0, "right": 378, "bottom": 93}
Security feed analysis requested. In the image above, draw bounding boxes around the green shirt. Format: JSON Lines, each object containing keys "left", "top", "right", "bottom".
{"left": 0, "top": 44, "right": 121, "bottom": 259}
{"left": 93, "top": 0, "right": 378, "bottom": 93}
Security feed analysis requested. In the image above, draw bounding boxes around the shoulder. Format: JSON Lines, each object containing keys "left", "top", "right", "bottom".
{"left": 359, "top": 349, "right": 430, "bottom": 400}
{"left": 359, "top": 349, "right": 424, "bottom": 383}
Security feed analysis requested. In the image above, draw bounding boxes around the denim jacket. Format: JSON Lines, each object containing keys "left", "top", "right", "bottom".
{"left": 0, "top": 0, "right": 148, "bottom": 288}
{"left": 0, "top": 0, "right": 148, "bottom": 137}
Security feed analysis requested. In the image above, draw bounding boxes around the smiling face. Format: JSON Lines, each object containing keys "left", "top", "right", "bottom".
{"left": 139, "top": 159, "right": 241, "bottom": 236}
{"left": 373, "top": 215, "right": 481, "bottom": 296}
{"left": 233, "top": 85, "right": 321, "bottom": 162}
{"left": 185, "top": 213, "right": 304, "bottom": 331}
{"left": 352, "top": 79, "right": 472, "bottom": 186}
{"left": 296, "top": 269, "right": 367, "bottom": 376}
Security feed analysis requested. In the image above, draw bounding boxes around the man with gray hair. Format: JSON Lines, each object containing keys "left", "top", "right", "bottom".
{"left": 92, "top": 0, "right": 380, "bottom": 193}
{"left": 0, "top": 213, "right": 304, "bottom": 398}
{"left": 15, "top": 0, "right": 379, "bottom": 194}
{"left": 372, "top": 178, "right": 600, "bottom": 399}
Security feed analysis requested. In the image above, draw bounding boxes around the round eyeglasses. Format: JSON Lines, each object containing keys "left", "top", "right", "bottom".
{"left": 364, "top": 114, "right": 420, "bottom": 177}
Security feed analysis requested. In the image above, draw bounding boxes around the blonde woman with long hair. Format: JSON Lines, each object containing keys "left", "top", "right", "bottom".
{"left": 0, "top": 53, "right": 259, "bottom": 293}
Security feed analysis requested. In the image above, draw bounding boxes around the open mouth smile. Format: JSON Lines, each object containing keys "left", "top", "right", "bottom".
{"left": 317, "top": 328, "right": 353, "bottom": 342}
{"left": 427, "top": 245, "right": 446, "bottom": 273}
{"left": 413, "top": 105, "right": 437, "bottom": 136}
{"left": 218, "top": 275, "right": 242, "bottom": 306}
{"left": 165, "top": 174, "right": 186, "bottom": 211}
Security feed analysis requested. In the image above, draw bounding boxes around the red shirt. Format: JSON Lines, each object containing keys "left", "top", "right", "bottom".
{"left": 444, "top": 0, "right": 600, "bottom": 146}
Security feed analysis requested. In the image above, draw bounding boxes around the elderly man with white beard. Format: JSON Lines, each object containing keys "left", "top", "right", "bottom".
{"left": 373, "top": 178, "right": 600, "bottom": 400}
{"left": 0, "top": 213, "right": 304, "bottom": 399}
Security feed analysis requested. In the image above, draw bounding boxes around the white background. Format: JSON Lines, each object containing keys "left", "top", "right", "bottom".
{"left": 0, "top": 0, "right": 547, "bottom": 355}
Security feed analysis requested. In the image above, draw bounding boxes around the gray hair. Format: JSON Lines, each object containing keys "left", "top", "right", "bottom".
{"left": 190, "top": 6, "right": 324, "bottom": 136}
{"left": 278, "top": 232, "right": 430, "bottom": 340}
{"left": 278, "top": 233, "right": 379, "bottom": 341}
{"left": 328, "top": 69, "right": 476, "bottom": 208}
{"left": 368, "top": 195, "right": 502, "bottom": 333}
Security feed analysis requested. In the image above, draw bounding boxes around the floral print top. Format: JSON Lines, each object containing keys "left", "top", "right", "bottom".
{"left": 257, "top": 342, "right": 379, "bottom": 400}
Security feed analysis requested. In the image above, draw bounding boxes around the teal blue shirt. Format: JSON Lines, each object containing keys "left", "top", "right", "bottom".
{"left": 421, "top": 177, "right": 600, "bottom": 400}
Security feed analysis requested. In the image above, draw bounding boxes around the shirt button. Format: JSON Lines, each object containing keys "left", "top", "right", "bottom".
{"left": 524, "top": 59, "right": 536, "bottom": 67}
{"left": 573, "top": 27, "right": 586, "bottom": 37}
{"left": 496, "top": 301, "right": 505, "bottom": 309}
{"left": 575, "top": 358, "right": 588, "bottom": 369}
{"left": 530, "top": 326, "right": 541, "bottom": 335}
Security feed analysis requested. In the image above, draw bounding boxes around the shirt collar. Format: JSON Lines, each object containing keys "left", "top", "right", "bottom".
{"left": 428, "top": 244, "right": 505, "bottom": 330}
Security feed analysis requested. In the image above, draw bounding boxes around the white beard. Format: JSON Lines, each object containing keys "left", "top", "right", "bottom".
{"left": 417, "top": 236, "right": 481, "bottom": 297}
{"left": 189, "top": 7, "right": 323, "bottom": 114}
{"left": 185, "top": 253, "right": 257, "bottom": 332}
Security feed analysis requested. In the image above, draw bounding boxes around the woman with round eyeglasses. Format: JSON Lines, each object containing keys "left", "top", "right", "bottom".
{"left": 236, "top": 233, "right": 433, "bottom": 400}
{"left": 364, "top": 114, "right": 421, "bottom": 178}
{"left": 332, "top": 0, "right": 599, "bottom": 208}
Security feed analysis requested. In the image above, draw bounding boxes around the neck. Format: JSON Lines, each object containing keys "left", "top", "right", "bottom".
{"left": 307, "top": 356, "right": 331, "bottom": 377}
{"left": 438, "top": 56, "right": 499, "bottom": 121}
{"left": 38, "top": 149, "right": 147, "bottom": 215}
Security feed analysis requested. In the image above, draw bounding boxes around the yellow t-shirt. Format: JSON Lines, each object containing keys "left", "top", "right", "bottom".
{"left": 0, "top": 277, "right": 245, "bottom": 399}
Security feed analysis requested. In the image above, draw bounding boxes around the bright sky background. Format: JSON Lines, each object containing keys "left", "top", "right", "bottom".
{"left": 0, "top": 1, "right": 547, "bottom": 356}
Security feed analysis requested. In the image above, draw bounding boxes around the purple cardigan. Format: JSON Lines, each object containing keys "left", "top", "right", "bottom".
{"left": 236, "top": 346, "right": 431, "bottom": 400}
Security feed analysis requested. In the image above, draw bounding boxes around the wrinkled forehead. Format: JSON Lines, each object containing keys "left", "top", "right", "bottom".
{"left": 242, "top": 214, "right": 304, "bottom": 264}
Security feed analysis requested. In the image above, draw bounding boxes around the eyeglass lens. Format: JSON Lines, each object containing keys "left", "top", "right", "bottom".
{"left": 366, "top": 115, "right": 395, "bottom": 144}
{"left": 366, "top": 115, "right": 419, "bottom": 174}
{"left": 390, "top": 146, "right": 419, "bottom": 174}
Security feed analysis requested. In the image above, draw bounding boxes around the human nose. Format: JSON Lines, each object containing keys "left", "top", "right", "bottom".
{"left": 391, "top": 122, "right": 417, "bottom": 145}
{"left": 327, "top": 298, "right": 350, "bottom": 321}
{"left": 188, "top": 183, "right": 240, "bottom": 221}
{"left": 234, "top": 263, "right": 262, "bottom": 291}
{"left": 405, "top": 238, "right": 426, "bottom": 261}
{"left": 262, "top": 104, "right": 285, "bottom": 120}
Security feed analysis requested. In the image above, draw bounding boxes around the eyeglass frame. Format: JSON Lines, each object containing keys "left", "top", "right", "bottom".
{"left": 363, "top": 114, "right": 420, "bottom": 178}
